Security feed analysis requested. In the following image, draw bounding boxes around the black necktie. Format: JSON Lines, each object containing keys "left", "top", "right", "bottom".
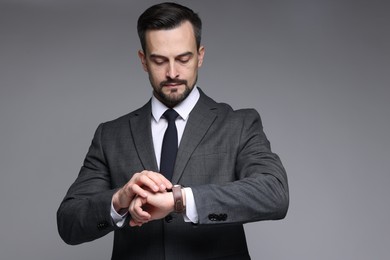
{"left": 160, "top": 109, "right": 179, "bottom": 180}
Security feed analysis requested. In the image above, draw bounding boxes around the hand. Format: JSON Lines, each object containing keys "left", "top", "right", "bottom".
{"left": 112, "top": 170, "right": 172, "bottom": 214}
{"left": 129, "top": 190, "right": 174, "bottom": 227}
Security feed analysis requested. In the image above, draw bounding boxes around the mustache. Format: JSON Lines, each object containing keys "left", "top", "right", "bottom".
{"left": 160, "top": 79, "right": 187, "bottom": 87}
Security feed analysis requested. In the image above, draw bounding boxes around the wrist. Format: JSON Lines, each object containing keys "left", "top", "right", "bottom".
{"left": 181, "top": 189, "right": 186, "bottom": 208}
{"left": 112, "top": 190, "right": 128, "bottom": 214}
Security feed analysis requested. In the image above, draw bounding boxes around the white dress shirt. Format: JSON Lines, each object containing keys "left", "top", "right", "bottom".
{"left": 111, "top": 86, "right": 200, "bottom": 226}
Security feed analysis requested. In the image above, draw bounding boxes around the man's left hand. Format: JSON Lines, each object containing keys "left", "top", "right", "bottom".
{"left": 129, "top": 190, "right": 174, "bottom": 227}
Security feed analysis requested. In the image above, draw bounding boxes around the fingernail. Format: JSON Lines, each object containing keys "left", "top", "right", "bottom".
{"left": 160, "top": 184, "right": 166, "bottom": 190}
{"left": 153, "top": 185, "right": 159, "bottom": 191}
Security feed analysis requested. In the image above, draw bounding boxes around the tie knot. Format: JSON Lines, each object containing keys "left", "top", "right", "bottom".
{"left": 163, "top": 109, "right": 179, "bottom": 122}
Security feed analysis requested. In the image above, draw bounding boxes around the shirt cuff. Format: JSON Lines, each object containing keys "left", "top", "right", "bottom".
{"left": 183, "top": 187, "right": 198, "bottom": 223}
{"left": 110, "top": 201, "right": 128, "bottom": 227}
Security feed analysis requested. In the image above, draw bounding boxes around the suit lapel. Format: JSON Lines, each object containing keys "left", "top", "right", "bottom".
{"left": 172, "top": 92, "right": 218, "bottom": 183}
{"left": 129, "top": 101, "right": 159, "bottom": 172}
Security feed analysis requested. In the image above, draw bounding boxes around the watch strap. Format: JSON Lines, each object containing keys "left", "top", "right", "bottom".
{"left": 172, "top": 185, "right": 185, "bottom": 213}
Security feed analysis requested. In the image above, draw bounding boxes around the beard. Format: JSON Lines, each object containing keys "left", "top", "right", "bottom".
{"left": 152, "top": 76, "right": 197, "bottom": 107}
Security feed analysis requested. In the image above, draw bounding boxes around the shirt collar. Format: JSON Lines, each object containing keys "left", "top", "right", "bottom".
{"left": 151, "top": 86, "right": 200, "bottom": 122}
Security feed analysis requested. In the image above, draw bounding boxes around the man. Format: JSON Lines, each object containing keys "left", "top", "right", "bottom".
{"left": 57, "top": 2, "right": 289, "bottom": 259}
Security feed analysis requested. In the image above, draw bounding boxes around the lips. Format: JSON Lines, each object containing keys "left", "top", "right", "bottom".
{"left": 160, "top": 80, "right": 187, "bottom": 88}
{"left": 164, "top": 83, "right": 181, "bottom": 87}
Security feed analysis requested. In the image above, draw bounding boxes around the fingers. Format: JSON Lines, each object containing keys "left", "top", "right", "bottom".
{"left": 138, "top": 170, "right": 173, "bottom": 191}
{"left": 130, "top": 184, "right": 148, "bottom": 198}
{"left": 129, "top": 196, "right": 150, "bottom": 227}
{"left": 131, "top": 171, "right": 172, "bottom": 198}
{"left": 128, "top": 189, "right": 174, "bottom": 227}
{"left": 114, "top": 170, "right": 173, "bottom": 218}
{"left": 146, "top": 171, "right": 173, "bottom": 191}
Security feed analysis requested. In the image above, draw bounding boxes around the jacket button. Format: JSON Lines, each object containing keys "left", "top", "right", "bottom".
{"left": 165, "top": 214, "right": 173, "bottom": 223}
{"left": 208, "top": 213, "right": 227, "bottom": 221}
{"left": 97, "top": 221, "right": 108, "bottom": 230}
{"left": 208, "top": 214, "right": 217, "bottom": 221}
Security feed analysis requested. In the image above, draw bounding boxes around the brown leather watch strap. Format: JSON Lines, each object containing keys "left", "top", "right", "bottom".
{"left": 172, "top": 185, "right": 185, "bottom": 213}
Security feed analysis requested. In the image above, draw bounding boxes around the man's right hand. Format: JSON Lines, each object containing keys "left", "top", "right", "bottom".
{"left": 112, "top": 170, "right": 172, "bottom": 214}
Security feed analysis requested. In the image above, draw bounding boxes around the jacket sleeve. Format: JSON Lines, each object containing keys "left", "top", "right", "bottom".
{"left": 191, "top": 109, "right": 289, "bottom": 225}
{"left": 57, "top": 123, "right": 120, "bottom": 245}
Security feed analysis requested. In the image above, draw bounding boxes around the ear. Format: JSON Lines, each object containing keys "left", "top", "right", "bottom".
{"left": 197, "top": 46, "right": 205, "bottom": 68}
{"left": 138, "top": 50, "right": 148, "bottom": 72}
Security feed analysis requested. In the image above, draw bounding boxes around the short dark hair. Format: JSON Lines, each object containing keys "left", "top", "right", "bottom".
{"left": 137, "top": 2, "right": 202, "bottom": 53}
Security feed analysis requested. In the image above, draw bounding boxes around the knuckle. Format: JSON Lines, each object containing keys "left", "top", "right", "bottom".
{"left": 131, "top": 185, "right": 138, "bottom": 193}
{"left": 132, "top": 172, "right": 140, "bottom": 180}
{"left": 139, "top": 175, "right": 147, "bottom": 182}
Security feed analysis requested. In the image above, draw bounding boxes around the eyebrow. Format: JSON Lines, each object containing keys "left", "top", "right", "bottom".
{"left": 176, "top": 52, "right": 194, "bottom": 58}
{"left": 149, "top": 51, "right": 194, "bottom": 59}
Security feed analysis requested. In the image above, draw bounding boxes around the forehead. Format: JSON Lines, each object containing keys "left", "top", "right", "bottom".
{"left": 145, "top": 21, "right": 197, "bottom": 55}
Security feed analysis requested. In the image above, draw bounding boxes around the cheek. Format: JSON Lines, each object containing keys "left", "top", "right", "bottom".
{"left": 181, "top": 63, "right": 197, "bottom": 77}
{"left": 188, "top": 66, "right": 199, "bottom": 80}
{"left": 147, "top": 67, "right": 164, "bottom": 81}
{"left": 149, "top": 74, "right": 161, "bottom": 87}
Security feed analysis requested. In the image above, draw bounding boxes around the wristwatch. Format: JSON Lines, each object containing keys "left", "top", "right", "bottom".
{"left": 172, "top": 185, "right": 185, "bottom": 213}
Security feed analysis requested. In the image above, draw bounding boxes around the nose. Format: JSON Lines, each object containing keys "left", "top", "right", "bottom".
{"left": 166, "top": 61, "right": 179, "bottom": 79}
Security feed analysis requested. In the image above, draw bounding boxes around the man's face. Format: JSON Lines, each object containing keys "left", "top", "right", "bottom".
{"left": 138, "top": 21, "right": 205, "bottom": 107}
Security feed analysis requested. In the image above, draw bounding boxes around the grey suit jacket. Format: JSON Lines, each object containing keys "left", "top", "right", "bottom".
{"left": 57, "top": 90, "right": 289, "bottom": 260}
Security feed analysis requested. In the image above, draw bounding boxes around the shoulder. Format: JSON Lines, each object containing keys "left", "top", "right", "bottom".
{"left": 91, "top": 101, "right": 151, "bottom": 138}
{"left": 201, "top": 93, "right": 261, "bottom": 123}
{"left": 198, "top": 89, "right": 260, "bottom": 119}
{"left": 101, "top": 101, "right": 150, "bottom": 126}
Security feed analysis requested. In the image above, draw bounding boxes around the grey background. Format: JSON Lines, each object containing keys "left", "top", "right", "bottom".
{"left": 1, "top": 0, "right": 389, "bottom": 259}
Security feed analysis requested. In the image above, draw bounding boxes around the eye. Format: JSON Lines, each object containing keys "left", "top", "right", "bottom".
{"left": 150, "top": 56, "right": 167, "bottom": 65}
{"left": 178, "top": 56, "right": 191, "bottom": 64}
{"left": 153, "top": 58, "right": 166, "bottom": 65}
